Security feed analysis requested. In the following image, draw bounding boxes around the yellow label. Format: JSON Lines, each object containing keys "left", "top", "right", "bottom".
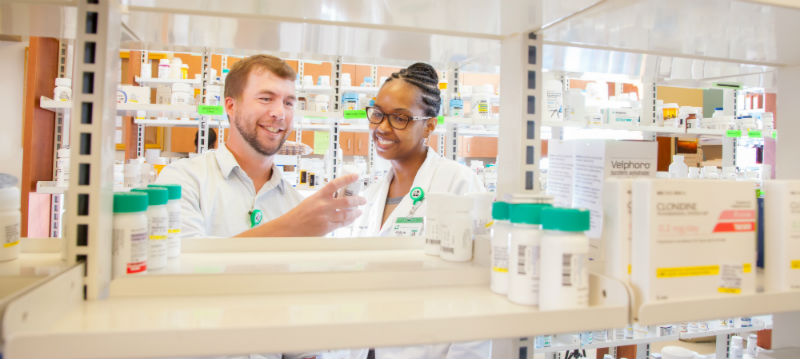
{"left": 718, "top": 287, "right": 742, "bottom": 294}
{"left": 743, "top": 263, "right": 752, "bottom": 273}
{"left": 485, "top": 220, "right": 494, "bottom": 229}
{"left": 656, "top": 265, "right": 720, "bottom": 278}
{"left": 119, "top": 51, "right": 130, "bottom": 59}
{"left": 3, "top": 240, "right": 19, "bottom": 248}
{"left": 628, "top": 264, "right": 632, "bottom": 275}
{"left": 168, "top": 229, "right": 181, "bottom": 234}
{"left": 148, "top": 52, "right": 169, "bottom": 60}
{"left": 492, "top": 267, "right": 508, "bottom": 273}
{"left": 791, "top": 260, "right": 800, "bottom": 270}
{"left": 150, "top": 235, "right": 167, "bottom": 240}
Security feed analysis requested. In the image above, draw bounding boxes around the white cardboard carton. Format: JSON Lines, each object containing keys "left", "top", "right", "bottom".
{"left": 764, "top": 180, "right": 800, "bottom": 291}
{"left": 631, "top": 179, "right": 756, "bottom": 303}
{"left": 602, "top": 179, "right": 632, "bottom": 283}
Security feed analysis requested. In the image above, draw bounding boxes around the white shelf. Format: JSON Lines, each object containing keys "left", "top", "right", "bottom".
{"left": 299, "top": 85, "right": 333, "bottom": 94}
{"left": 678, "top": 322, "right": 766, "bottom": 340}
{"left": 134, "top": 118, "right": 229, "bottom": 128}
{"left": 686, "top": 128, "right": 728, "bottom": 136}
{"left": 3, "top": 238, "right": 629, "bottom": 358}
{"left": 134, "top": 76, "right": 201, "bottom": 87}
{"left": 298, "top": 110, "right": 335, "bottom": 118}
{"left": 541, "top": 333, "right": 681, "bottom": 353}
{"left": 544, "top": 121, "right": 688, "bottom": 136}
{"left": 36, "top": 181, "right": 67, "bottom": 194}
{"left": 41, "top": 96, "right": 226, "bottom": 119}
{"left": 38, "top": 96, "right": 70, "bottom": 114}
{"left": 634, "top": 290, "right": 800, "bottom": 326}
{"left": 342, "top": 86, "right": 380, "bottom": 94}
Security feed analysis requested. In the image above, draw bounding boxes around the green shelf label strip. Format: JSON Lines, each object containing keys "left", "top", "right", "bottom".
{"left": 343, "top": 110, "right": 367, "bottom": 119}
{"left": 197, "top": 105, "right": 224, "bottom": 116}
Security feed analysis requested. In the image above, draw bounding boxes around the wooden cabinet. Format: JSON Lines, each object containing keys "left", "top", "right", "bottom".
{"left": 340, "top": 132, "right": 369, "bottom": 156}
{"left": 458, "top": 136, "right": 497, "bottom": 158}
{"left": 288, "top": 130, "right": 315, "bottom": 150}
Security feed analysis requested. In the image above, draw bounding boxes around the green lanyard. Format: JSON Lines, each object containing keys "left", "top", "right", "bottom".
{"left": 249, "top": 209, "right": 263, "bottom": 228}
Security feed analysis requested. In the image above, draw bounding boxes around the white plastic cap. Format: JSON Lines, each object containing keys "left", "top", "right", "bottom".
{"left": 731, "top": 336, "right": 743, "bottom": 347}
{"left": 172, "top": 83, "right": 191, "bottom": 92}
{"left": 672, "top": 155, "right": 684, "bottom": 161}
{"left": 427, "top": 192, "right": 473, "bottom": 213}
{"left": 159, "top": 59, "right": 170, "bottom": 65}
{"left": 55, "top": 77, "right": 71, "bottom": 87}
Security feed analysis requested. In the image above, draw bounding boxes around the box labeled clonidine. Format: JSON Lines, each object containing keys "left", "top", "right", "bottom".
{"left": 764, "top": 180, "right": 800, "bottom": 292}
{"left": 602, "top": 179, "right": 632, "bottom": 283}
{"left": 631, "top": 179, "right": 756, "bottom": 303}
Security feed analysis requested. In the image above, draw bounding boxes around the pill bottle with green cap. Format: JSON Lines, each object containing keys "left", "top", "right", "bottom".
{"left": 112, "top": 192, "right": 149, "bottom": 277}
{"left": 539, "top": 207, "right": 590, "bottom": 310}
{"left": 489, "top": 201, "right": 511, "bottom": 294}
{"left": 131, "top": 187, "right": 169, "bottom": 270}
{"left": 148, "top": 184, "right": 182, "bottom": 258}
{"left": 508, "top": 203, "right": 552, "bottom": 305}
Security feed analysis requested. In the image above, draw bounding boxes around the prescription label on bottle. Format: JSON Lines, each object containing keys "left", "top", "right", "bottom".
{"left": 562, "top": 252, "right": 589, "bottom": 305}
{"left": 791, "top": 260, "right": 800, "bottom": 270}
{"left": 492, "top": 243, "right": 509, "bottom": 273}
{"left": 718, "top": 264, "right": 744, "bottom": 294}
{"left": 392, "top": 217, "right": 424, "bottom": 237}
{"left": 4, "top": 223, "right": 19, "bottom": 248}
{"left": 150, "top": 216, "right": 169, "bottom": 240}
{"left": 515, "top": 244, "right": 540, "bottom": 277}
{"left": 167, "top": 211, "right": 181, "bottom": 236}
{"left": 656, "top": 265, "right": 720, "bottom": 278}
{"left": 128, "top": 228, "right": 148, "bottom": 274}
{"left": 478, "top": 101, "right": 489, "bottom": 114}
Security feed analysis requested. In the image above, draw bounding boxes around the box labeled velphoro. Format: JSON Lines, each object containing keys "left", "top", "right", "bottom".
{"left": 631, "top": 179, "right": 756, "bottom": 303}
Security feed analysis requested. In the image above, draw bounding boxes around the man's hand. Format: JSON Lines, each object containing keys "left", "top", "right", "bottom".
{"left": 236, "top": 174, "right": 367, "bottom": 237}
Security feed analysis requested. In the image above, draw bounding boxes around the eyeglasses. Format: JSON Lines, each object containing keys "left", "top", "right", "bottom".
{"left": 366, "top": 106, "right": 430, "bottom": 130}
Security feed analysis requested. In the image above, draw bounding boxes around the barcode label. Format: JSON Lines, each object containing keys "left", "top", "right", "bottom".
{"left": 517, "top": 245, "right": 527, "bottom": 275}
{"left": 441, "top": 247, "right": 454, "bottom": 254}
{"left": 562, "top": 253, "right": 573, "bottom": 287}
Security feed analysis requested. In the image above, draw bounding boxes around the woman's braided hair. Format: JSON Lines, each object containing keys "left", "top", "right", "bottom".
{"left": 383, "top": 62, "right": 441, "bottom": 118}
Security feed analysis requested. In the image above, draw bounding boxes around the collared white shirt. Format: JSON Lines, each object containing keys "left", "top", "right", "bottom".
{"left": 156, "top": 145, "right": 303, "bottom": 238}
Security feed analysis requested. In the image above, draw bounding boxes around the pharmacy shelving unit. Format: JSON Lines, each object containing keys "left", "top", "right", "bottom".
{"left": 4, "top": 0, "right": 800, "bottom": 358}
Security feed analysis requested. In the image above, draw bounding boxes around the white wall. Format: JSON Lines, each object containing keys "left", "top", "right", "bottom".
{"left": 0, "top": 40, "right": 27, "bottom": 182}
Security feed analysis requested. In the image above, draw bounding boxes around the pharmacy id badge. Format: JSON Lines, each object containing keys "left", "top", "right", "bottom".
{"left": 393, "top": 217, "right": 424, "bottom": 237}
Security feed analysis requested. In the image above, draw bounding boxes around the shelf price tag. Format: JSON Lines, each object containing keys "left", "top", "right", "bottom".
{"left": 197, "top": 105, "right": 224, "bottom": 116}
{"left": 437, "top": 115, "right": 445, "bottom": 125}
{"left": 343, "top": 110, "right": 367, "bottom": 119}
{"left": 725, "top": 130, "right": 742, "bottom": 138}
{"left": 748, "top": 130, "right": 762, "bottom": 138}
{"left": 772, "top": 130, "right": 778, "bottom": 139}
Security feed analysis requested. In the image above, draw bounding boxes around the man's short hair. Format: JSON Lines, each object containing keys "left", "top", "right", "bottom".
{"left": 224, "top": 54, "right": 296, "bottom": 100}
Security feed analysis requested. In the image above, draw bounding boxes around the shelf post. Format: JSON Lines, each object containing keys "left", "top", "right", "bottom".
{"left": 197, "top": 47, "right": 211, "bottom": 153}
{"left": 497, "top": 30, "right": 543, "bottom": 197}
{"left": 330, "top": 56, "right": 342, "bottom": 179}
{"left": 722, "top": 89, "right": 738, "bottom": 168}
{"left": 64, "top": 0, "right": 122, "bottom": 300}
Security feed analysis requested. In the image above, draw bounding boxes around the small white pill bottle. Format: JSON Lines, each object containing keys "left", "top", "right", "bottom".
{"left": 539, "top": 207, "right": 591, "bottom": 310}
{"left": 148, "top": 184, "right": 182, "bottom": 258}
{"left": 507, "top": 203, "right": 552, "bottom": 305}
{"left": 130, "top": 187, "right": 169, "bottom": 270}
{"left": 489, "top": 201, "right": 511, "bottom": 294}
{"left": 112, "top": 192, "right": 149, "bottom": 277}
{"left": 0, "top": 174, "right": 21, "bottom": 262}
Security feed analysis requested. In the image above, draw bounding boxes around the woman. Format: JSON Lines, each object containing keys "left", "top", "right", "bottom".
{"left": 353, "top": 63, "right": 490, "bottom": 359}
{"left": 355, "top": 63, "right": 484, "bottom": 237}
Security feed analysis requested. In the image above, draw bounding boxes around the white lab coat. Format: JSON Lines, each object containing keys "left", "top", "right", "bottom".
{"left": 351, "top": 147, "right": 491, "bottom": 359}
{"left": 354, "top": 147, "right": 485, "bottom": 237}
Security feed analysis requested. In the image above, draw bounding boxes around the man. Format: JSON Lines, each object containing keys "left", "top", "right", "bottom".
{"left": 157, "top": 54, "right": 365, "bottom": 238}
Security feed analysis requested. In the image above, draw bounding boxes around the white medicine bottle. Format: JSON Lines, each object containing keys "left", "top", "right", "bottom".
{"left": 539, "top": 207, "right": 590, "bottom": 310}
{"left": 489, "top": 201, "right": 511, "bottom": 294}
{"left": 424, "top": 193, "right": 448, "bottom": 256}
{"left": 668, "top": 155, "right": 688, "bottom": 178}
{"left": 131, "top": 187, "right": 170, "bottom": 270}
{"left": 54, "top": 78, "right": 72, "bottom": 102}
{"left": 112, "top": 192, "right": 149, "bottom": 277}
{"left": 507, "top": 203, "right": 552, "bottom": 306}
{"left": 0, "top": 174, "right": 21, "bottom": 262}
{"left": 437, "top": 194, "right": 475, "bottom": 262}
{"left": 148, "top": 184, "right": 182, "bottom": 258}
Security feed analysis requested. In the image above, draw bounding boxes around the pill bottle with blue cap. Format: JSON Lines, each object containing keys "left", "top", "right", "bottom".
{"left": 539, "top": 207, "right": 591, "bottom": 310}
{"left": 148, "top": 184, "right": 182, "bottom": 258}
{"left": 112, "top": 192, "right": 149, "bottom": 277}
{"left": 131, "top": 187, "right": 170, "bottom": 270}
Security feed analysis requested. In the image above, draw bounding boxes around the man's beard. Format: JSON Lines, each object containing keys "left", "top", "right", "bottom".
{"left": 233, "top": 112, "right": 287, "bottom": 156}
